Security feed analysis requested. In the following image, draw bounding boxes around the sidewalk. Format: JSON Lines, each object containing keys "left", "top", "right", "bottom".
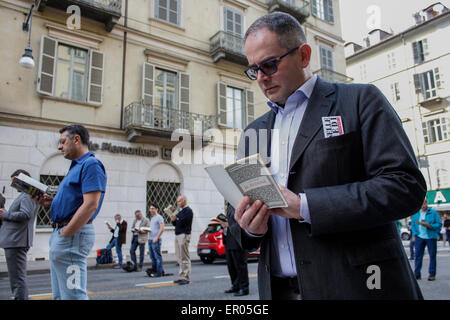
{"left": 0, "top": 252, "right": 200, "bottom": 277}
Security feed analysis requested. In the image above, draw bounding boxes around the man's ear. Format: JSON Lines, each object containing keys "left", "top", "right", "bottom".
{"left": 299, "top": 44, "right": 312, "bottom": 68}
{"left": 73, "top": 134, "right": 81, "bottom": 145}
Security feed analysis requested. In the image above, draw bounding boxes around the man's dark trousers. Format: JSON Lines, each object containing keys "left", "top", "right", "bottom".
{"left": 224, "top": 230, "right": 249, "bottom": 292}
{"left": 130, "top": 235, "right": 145, "bottom": 269}
{"left": 415, "top": 236, "right": 437, "bottom": 276}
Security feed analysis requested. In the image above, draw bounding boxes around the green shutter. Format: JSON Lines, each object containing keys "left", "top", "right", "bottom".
{"left": 37, "top": 35, "right": 57, "bottom": 96}
{"left": 217, "top": 82, "right": 227, "bottom": 127}
{"left": 142, "top": 62, "right": 154, "bottom": 105}
{"left": 87, "top": 50, "right": 104, "bottom": 105}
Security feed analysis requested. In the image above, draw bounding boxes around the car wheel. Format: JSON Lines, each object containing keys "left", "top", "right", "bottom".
{"left": 201, "top": 256, "right": 214, "bottom": 264}
{"left": 401, "top": 232, "right": 410, "bottom": 241}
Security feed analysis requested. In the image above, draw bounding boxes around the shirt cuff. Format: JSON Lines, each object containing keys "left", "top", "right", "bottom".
{"left": 299, "top": 193, "right": 311, "bottom": 224}
{"left": 245, "top": 230, "right": 265, "bottom": 238}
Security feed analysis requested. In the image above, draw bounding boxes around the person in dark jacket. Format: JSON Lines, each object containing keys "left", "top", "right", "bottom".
{"left": 171, "top": 195, "right": 193, "bottom": 285}
{"left": 220, "top": 210, "right": 249, "bottom": 297}
{"left": 106, "top": 214, "right": 127, "bottom": 268}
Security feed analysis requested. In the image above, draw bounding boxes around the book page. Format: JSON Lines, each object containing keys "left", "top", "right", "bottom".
{"left": 225, "top": 154, "right": 287, "bottom": 209}
{"left": 205, "top": 165, "right": 244, "bottom": 209}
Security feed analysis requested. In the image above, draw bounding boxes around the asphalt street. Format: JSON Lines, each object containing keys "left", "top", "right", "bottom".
{"left": 0, "top": 246, "right": 449, "bottom": 300}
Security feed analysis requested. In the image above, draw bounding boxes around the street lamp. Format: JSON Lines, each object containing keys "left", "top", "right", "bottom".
{"left": 19, "top": 2, "right": 35, "bottom": 69}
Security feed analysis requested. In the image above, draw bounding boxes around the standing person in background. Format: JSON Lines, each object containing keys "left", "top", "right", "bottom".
{"left": 443, "top": 214, "right": 450, "bottom": 248}
{"left": 411, "top": 198, "right": 442, "bottom": 281}
{"left": 219, "top": 211, "right": 249, "bottom": 297}
{"left": 129, "top": 210, "right": 150, "bottom": 272}
{"left": 107, "top": 214, "right": 127, "bottom": 268}
{"left": 33, "top": 124, "right": 107, "bottom": 300}
{"left": 408, "top": 220, "right": 415, "bottom": 260}
{"left": 147, "top": 204, "right": 165, "bottom": 277}
{"left": 171, "top": 195, "right": 193, "bottom": 285}
{"left": 0, "top": 169, "right": 39, "bottom": 300}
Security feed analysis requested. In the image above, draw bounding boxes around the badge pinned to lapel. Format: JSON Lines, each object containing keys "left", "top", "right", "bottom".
{"left": 322, "top": 116, "right": 344, "bottom": 138}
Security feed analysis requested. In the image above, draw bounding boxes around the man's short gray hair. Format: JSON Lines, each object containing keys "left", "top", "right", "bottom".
{"left": 244, "top": 12, "right": 307, "bottom": 50}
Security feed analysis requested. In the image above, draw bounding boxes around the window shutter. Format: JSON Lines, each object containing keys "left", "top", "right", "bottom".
{"left": 37, "top": 35, "right": 57, "bottom": 96}
{"left": 142, "top": 62, "right": 154, "bottom": 105}
{"left": 422, "top": 122, "right": 429, "bottom": 144}
{"left": 87, "top": 50, "right": 104, "bottom": 105}
{"left": 311, "top": 0, "right": 318, "bottom": 17}
{"left": 217, "top": 82, "right": 227, "bottom": 127}
{"left": 422, "top": 38, "right": 429, "bottom": 57}
{"left": 245, "top": 89, "right": 255, "bottom": 127}
{"left": 179, "top": 72, "right": 190, "bottom": 113}
{"left": 412, "top": 42, "right": 420, "bottom": 64}
{"left": 413, "top": 74, "right": 422, "bottom": 94}
{"left": 325, "top": 0, "right": 334, "bottom": 23}
{"left": 434, "top": 67, "right": 442, "bottom": 88}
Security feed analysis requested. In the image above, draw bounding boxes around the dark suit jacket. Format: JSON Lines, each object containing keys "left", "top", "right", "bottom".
{"left": 228, "top": 77, "right": 426, "bottom": 300}
{"left": 109, "top": 220, "right": 127, "bottom": 245}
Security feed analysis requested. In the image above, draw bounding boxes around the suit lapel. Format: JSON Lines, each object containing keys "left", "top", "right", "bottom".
{"left": 258, "top": 110, "right": 276, "bottom": 165}
{"left": 289, "top": 77, "right": 335, "bottom": 171}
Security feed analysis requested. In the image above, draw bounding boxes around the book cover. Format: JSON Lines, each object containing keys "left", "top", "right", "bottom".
{"left": 205, "top": 154, "right": 288, "bottom": 209}
{"left": 10, "top": 173, "right": 48, "bottom": 197}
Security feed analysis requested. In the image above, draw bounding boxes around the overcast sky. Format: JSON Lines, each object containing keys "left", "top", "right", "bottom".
{"left": 339, "top": 0, "right": 450, "bottom": 44}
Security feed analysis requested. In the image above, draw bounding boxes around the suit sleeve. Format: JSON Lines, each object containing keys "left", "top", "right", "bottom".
{"left": 227, "top": 204, "right": 263, "bottom": 251}
{"left": 305, "top": 85, "right": 426, "bottom": 236}
{"left": 2, "top": 196, "right": 37, "bottom": 223}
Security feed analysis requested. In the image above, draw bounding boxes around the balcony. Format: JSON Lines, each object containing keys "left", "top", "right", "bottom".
{"left": 267, "top": 0, "right": 310, "bottom": 24}
{"left": 124, "top": 102, "right": 215, "bottom": 144}
{"left": 210, "top": 31, "right": 248, "bottom": 66}
{"left": 313, "top": 68, "right": 353, "bottom": 83}
{"left": 37, "top": 0, "right": 122, "bottom": 32}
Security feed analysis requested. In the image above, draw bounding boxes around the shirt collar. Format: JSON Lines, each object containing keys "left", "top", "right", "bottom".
{"left": 267, "top": 74, "right": 318, "bottom": 114}
{"left": 73, "top": 151, "right": 94, "bottom": 164}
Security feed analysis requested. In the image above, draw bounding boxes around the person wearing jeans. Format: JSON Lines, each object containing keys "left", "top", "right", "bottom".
{"left": 106, "top": 214, "right": 127, "bottom": 267}
{"left": 33, "top": 125, "right": 107, "bottom": 300}
{"left": 411, "top": 198, "right": 442, "bottom": 281}
{"left": 148, "top": 204, "right": 165, "bottom": 277}
{"left": 129, "top": 210, "right": 149, "bottom": 271}
{"left": 50, "top": 223, "right": 95, "bottom": 299}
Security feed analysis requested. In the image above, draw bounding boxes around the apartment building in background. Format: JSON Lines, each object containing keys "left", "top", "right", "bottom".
{"left": 0, "top": 0, "right": 348, "bottom": 261}
{"left": 346, "top": 2, "right": 450, "bottom": 211}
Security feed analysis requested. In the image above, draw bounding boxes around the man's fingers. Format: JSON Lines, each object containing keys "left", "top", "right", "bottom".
{"left": 234, "top": 196, "right": 251, "bottom": 222}
{"left": 247, "top": 204, "right": 269, "bottom": 230}
{"left": 239, "top": 200, "right": 264, "bottom": 230}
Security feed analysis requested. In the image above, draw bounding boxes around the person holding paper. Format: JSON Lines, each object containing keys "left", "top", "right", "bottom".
{"left": 228, "top": 12, "right": 426, "bottom": 300}
{"left": 106, "top": 214, "right": 127, "bottom": 268}
{"left": 129, "top": 210, "right": 150, "bottom": 272}
{"left": 32, "top": 124, "right": 107, "bottom": 300}
{"left": 0, "top": 169, "right": 39, "bottom": 300}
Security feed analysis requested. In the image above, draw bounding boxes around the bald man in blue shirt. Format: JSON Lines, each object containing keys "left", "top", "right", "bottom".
{"left": 34, "top": 124, "right": 107, "bottom": 300}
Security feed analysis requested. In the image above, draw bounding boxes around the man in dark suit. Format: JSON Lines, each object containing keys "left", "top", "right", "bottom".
{"left": 228, "top": 12, "right": 426, "bottom": 300}
{"left": 219, "top": 211, "right": 249, "bottom": 296}
{"left": 107, "top": 214, "right": 127, "bottom": 268}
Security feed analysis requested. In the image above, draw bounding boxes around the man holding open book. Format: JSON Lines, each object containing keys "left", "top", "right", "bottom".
{"left": 33, "top": 124, "right": 107, "bottom": 300}
{"left": 228, "top": 13, "right": 426, "bottom": 300}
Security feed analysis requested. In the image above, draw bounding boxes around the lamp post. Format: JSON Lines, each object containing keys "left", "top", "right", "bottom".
{"left": 19, "top": 2, "right": 35, "bottom": 69}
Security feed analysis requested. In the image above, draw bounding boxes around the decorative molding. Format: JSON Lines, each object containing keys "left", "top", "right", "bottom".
{"left": 144, "top": 48, "right": 190, "bottom": 71}
{"left": 45, "top": 23, "right": 104, "bottom": 50}
{"left": 314, "top": 35, "right": 336, "bottom": 48}
{"left": 218, "top": 71, "right": 252, "bottom": 89}
{"left": 221, "top": 0, "right": 250, "bottom": 11}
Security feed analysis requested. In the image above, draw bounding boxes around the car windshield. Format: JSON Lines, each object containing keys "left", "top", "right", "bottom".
{"left": 203, "top": 224, "right": 222, "bottom": 233}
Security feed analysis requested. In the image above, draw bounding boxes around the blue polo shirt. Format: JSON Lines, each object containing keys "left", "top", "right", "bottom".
{"left": 50, "top": 152, "right": 107, "bottom": 223}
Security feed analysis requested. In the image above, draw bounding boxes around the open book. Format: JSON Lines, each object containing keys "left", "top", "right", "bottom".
{"left": 11, "top": 173, "right": 49, "bottom": 197}
{"left": 205, "top": 154, "right": 287, "bottom": 209}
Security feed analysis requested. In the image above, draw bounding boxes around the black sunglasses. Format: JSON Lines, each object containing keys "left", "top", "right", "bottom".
{"left": 244, "top": 46, "right": 299, "bottom": 80}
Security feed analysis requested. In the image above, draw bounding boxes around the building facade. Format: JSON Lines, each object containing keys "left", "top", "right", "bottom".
{"left": 0, "top": 0, "right": 347, "bottom": 262}
{"left": 345, "top": 3, "right": 450, "bottom": 211}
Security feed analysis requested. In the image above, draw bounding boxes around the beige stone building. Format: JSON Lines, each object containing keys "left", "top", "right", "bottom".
{"left": 0, "top": 0, "right": 348, "bottom": 262}
{"left": 345, "top": 3, "right": 450, "bottom": 211}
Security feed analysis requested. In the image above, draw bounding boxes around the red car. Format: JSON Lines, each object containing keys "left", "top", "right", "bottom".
{"left": 197, "top": 222, "right": 260, "bottom": 264}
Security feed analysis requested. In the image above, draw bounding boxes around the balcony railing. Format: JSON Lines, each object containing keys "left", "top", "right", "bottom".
{"left": 314, "top": 68, "right": 354, "bottom": 83}
{"left": 210, "top": 31, "right": 248, "bottom": 66}
{"left": 267, "top": 0, "right": 310, "bottom": 24}
{"left": 38, "top": 0, "right": 122, "bottom": 31}
{"left": 124, "top": 102, "right": 215, "bottom": 141}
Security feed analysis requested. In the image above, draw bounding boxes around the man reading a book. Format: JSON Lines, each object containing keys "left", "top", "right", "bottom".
{"left": 228, "top": 12, "right": 426, "bottom": 300}
{"left": 33, "top": 124, "right": 106, "bottom": 300}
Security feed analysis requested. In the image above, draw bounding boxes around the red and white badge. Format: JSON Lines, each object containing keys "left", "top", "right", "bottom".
{"left": 322, "top": 116, "right": 344, "bottom": 138}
